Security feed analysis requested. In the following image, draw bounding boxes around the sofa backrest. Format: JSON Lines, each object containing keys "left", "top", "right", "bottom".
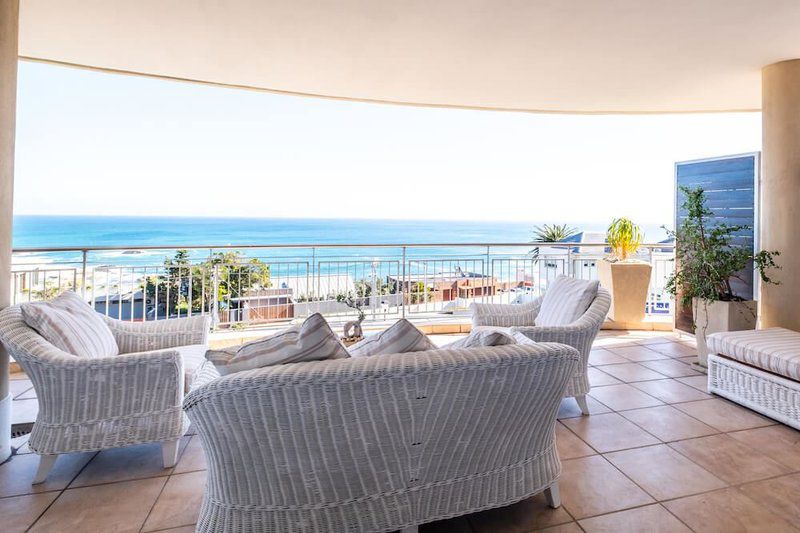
{"left": 184, "top": 343, "right": 578, "bottom": 527}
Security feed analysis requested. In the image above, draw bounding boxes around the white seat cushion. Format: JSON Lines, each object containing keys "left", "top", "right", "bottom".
{"left": 21, "top": 291, "right": 119, "bottom": 358}
{"left": 535, "top": 276, "right": 599, "bottom": 327}
{"left": 443, "top": 329, "right": 516, "bottom": 349}
{"left": 349, "top": 319, "right": 436, "bottom": 357}
{"left": 707, "top": 327, "right": 800, "bottom": 381}
{"left": 206, "top": 313, "right": 349, "bottom": 375}
{"left": 178, "top": 344, "right": 214, "bottom": 391}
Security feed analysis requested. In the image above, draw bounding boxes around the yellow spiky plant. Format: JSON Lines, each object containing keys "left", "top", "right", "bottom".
{"left": 606, "top": 217, "right": 643, "bottom": 261}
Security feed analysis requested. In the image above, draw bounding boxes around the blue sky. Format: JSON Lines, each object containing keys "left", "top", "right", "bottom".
{"left": 14, "top": 61, "right": 761, "bottom": 224}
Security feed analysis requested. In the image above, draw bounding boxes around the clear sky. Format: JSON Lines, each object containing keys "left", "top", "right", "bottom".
{"left": 14, "top": 61, "right": 762, "bottom": 225}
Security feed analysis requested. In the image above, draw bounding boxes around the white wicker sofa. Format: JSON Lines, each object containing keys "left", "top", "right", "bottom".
{"left": 707, "top": 327, "right": 800, "bottom": 430}
{"left": 0, "top": 304, "right": 211, "bottom": 483}
{"left": 471, "top": 287, "right": 611, "bottom": 415}
{"left": 184, "top": 342, "right": 579, "bottom": 533}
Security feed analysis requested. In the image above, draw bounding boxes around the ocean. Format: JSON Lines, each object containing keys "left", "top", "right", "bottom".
{"left": 11, "top": 215, "right": 669, "bottom": 266}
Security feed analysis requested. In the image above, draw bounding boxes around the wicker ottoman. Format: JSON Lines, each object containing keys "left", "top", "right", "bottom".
{"left": 707, "top": 328, "right": 800, "bottom": 429}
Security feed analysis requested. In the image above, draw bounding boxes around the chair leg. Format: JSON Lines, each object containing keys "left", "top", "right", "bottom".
{"left": 575, "top": 395, "right": 590, "bottom": 415}
{"left": 544, "top": 482, "right": 561, "bottom": 508}
{"left": 161, "top": 439, "right": 180, "bottom": 468}
{"left": 33, "top": 454, "right": 58, "bottom": 484}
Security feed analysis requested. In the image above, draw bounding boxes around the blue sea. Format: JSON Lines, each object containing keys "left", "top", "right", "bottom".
{"left": 12, "top": 215, "right": 669, "bottom": 266}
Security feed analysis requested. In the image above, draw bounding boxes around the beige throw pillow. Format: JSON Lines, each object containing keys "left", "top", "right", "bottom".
{"left": 205, "top": 313, "right": 348, "bottom": 375}
{"left": 348, "top": 319, "right": 436, "bottom": 357}
{"left": 443, "top": 329, "right": 516, "bottom": 349}
{"left": 21, "top": 291, "right": 119, "bottom": 358}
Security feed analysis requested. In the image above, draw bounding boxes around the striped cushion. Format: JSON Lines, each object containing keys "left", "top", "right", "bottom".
{"left": 443, "top": 329, "right": 516, "bottom": 349}
{"left": 469, "top": 302, "right": 539, "bottom": 327}
{"left": 206, "top": 313, "right": 349, "bottom": 375}
{"left": 707, "top": 327, "right": 800, "bottom": 381}
{"left": 348, "top": 319, "right": 436, "bottom": 357}
{"left": 21, "top": 291, "right": 119, "bottom": 358}
{"left": 535, "top": 276, "right": 599, "bottom": 327}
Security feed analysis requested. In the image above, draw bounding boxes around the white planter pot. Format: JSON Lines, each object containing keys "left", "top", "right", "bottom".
{"left": 597, "top": 260, "right": 652, "bottom": 324}
{"left": 693, "top": 299, "right": 757, "bottom": 367}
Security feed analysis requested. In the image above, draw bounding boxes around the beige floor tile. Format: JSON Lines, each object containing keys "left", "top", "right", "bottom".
{"left": 587, "top": 384, "right": 663, "bottom": 411}
{"left": 0, "top": 492, "right": 59, "bottom": 533}
{"left": 10, "top": 379, "right": 33, "bottom": 399}
{"left": 555, "top": 422, "right": 595, "bottom": 459}
{"left": 606, "top": 345, "right": 670, "bottom": 362}
{"left": 596, "top": 363, "right": 667, "bottom": 383}
{"left": 468, "top": 492, "right": 573, "bottom": 532}
{"left": 562, "top": 413, "right": 659, "bottom": 453}
{"left": 728, "top": 425, "right": 800, "bottom": 471}
{"left": 649, "top": 343, "right": 698, "bottom": 358}
{"left": 151, "top": 527, "right": 196, "bottom": 533}
{"left": 675, "top": 375, "right": 710, "bottom": 392}
{"left": 587, "top": 367, "right": 622, "bottom": 387}
{"left": 142, "top": 470, "right": 207, "bottom": 532}
{"left": 557, "top": 396, "right": 611, "bottom": 419}
{"left": 636, "top": 336, "right": 681, "bottom": 346}
{"left": 535, "top": 523, "right": 582, "bottom": 532}
{"left": 640, "top": 359, "right": 701, "bottom": 378}
{"left": 71, "top": 439, "right": 188, "bottom": 487}
{"left": 579, "top": 504, "right": 692, "bottom": 533}
{"left": 739, "top": 473, "right": 800, "bottom": 524}
{"left": 676, "top": 356, "right": 699, "bottom": 365}
{"left": 174, "top": 435, "right": 207, "bottom": 474}
{"left": 629, "top": 379, "right": 711, "bottom": 404}
{"left": 592, "top": 337, "right": 640, "bottom": 349}
{"left": 664, "top": 487, "right": 798, "bottom": 533}
{"left": 670, "top": 434, "right": 791, "bottom": 485}
{"left": 588, "top": 349, "right": 629, "bottom": 366}
{"left": 620, "top": 405, "right": 719, "bottom": 442}
{"left": 0, "top": 452, "right": 94, "bottom": 498}
{"left": 11, "top": 398, "right": 39, "bottom": 425}
{"left": 605, "top": 444, "right": 727, "bottom": 500}
{"left": 17, "top": 387, "right": 37, "bottom": 400}
{"left": 30, "top": 477, "right": 166, "bottom": 533}
{"left": 559, "top": 455, "right": 654, "bottom": 519}
{"left": 673, "top": 399, "right": 775, "bottom": 432}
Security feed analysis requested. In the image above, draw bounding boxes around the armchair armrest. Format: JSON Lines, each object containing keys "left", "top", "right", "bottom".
{"left": 103, "top": 315, "right": 211, "bottom": 353}
{"left": 470, "top": 296, "right": 543, "bottom": 328}
{"left": 25, "top": 349, "right": 185, "bottom": 425}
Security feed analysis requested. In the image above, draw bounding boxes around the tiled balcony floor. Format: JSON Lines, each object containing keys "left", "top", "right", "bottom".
{"left": 4, "top": 330, "right": 800, "bottom": 532}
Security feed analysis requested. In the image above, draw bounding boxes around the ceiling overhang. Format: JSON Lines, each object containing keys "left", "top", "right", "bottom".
{"left": 18, "top": 1, "right": 800, "bottom": 113}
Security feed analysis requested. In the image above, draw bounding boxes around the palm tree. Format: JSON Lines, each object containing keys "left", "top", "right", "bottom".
{"left": 530, "top": 224, "right": 579, "bottom": 261}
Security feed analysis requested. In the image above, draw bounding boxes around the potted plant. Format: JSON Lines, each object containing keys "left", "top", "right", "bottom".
{"left": 665, "top": 187, "right": 780, "bottom": 366}
{"left": 598, "top": 217, "right": 652, "bottom": 324}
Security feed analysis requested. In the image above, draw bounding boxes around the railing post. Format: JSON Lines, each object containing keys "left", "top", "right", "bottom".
{"left": 401, "top": 246, "right": 406, "bottom": 318}
{"left": 566, "top": 247, "right": 573, "bottom": 278}
{"left": 485, "top": 245, "right": 491, "bottom": 304}
{"left": 80, "top": 249, "right": 88, "bottom": 299}
{"left": 211, "top": 263, "right": 220, "bottom": 329}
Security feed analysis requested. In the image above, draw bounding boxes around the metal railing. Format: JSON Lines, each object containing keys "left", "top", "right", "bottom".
{"left": 10, "top": 242, "right": 675, "bottom": 327}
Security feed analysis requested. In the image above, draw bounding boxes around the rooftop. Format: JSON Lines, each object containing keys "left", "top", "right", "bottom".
{"left": 5, "top": 330, "right": 799, "bottom": 532}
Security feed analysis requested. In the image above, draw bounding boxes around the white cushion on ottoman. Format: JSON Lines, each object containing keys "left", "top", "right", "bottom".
{"left": 707, "top": 327, "right": 800, "bottom": 381}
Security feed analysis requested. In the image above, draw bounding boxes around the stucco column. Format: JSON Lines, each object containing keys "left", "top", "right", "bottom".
{"left": 0, "top": 0, "right": 19, "bottom": 462}
{"left": 761, "top": 60, "right": 800, "bottom": 330}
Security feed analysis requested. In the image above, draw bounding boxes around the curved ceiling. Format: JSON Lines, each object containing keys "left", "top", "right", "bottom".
{"left": 17, "top": 0, "right": 800, "bottom": 113}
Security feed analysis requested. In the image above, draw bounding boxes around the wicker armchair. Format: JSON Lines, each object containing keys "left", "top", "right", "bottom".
{"left": 471, "top": 287, "right": 611, "bottom": 415}
{"left": 0, "top": 304, "right": 211, "bottom": 484}
{"left": 184, "top": 343, "right": 579, "bottom": 533}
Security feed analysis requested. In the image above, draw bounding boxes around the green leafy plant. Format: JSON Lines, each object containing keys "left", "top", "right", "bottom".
{"left": 665, "top": 186, "right": 780, "bottom": 307}
{"left": 529, "top": 223, "right": 579, "bottom": 261}
{"left": 606, "top": 217, "right": 644, "bottom": 261}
